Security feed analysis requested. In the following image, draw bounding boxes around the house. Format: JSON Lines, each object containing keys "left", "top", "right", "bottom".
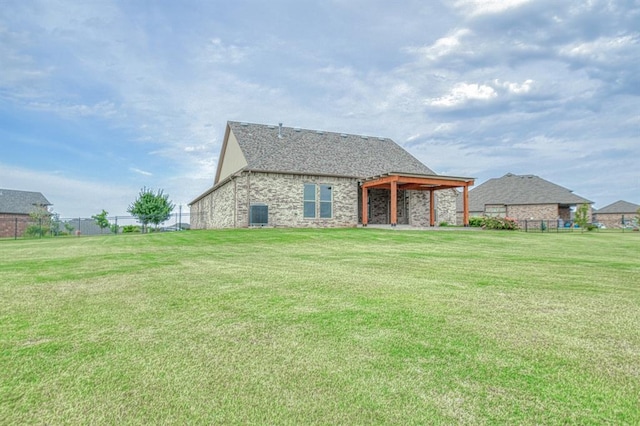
{"left": 456, "top": 173, "right": 592, "bottom": 225}
{"left": 593, "top": 200, "right": 639, "bottom": 229}
{"left": 0, "top": 189, "right": 51, "bottom": 238}
{"left": 189, "top": 121, "right": 474, "bottom": 229}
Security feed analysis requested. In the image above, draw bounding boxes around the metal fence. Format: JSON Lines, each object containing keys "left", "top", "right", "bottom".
{"left": 0, "top": 211, "right": 191, "bottom": 240}
{"left": 520, "top": 219, "right": 638, "bottom": 233}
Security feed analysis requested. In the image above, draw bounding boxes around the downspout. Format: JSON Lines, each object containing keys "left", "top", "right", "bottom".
{"left": 233, "top": 175, "right": 237, "bottom": 228}
{"left": 246, "top": 171, "right": 251, "bottom": 227}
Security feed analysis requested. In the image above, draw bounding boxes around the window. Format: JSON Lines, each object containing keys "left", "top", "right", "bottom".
{"left": 303, "top": 184, "right": 316, "bottom": 218}
{"left": 303, "top": 184, "right": 333, "bottom": 219}
{"left": 319, "top": 185, "right": 332, "bottom": 218}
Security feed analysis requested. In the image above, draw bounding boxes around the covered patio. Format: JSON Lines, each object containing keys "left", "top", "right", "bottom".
{"left": 361, "top": 173, "right": 475, "bottom": 227}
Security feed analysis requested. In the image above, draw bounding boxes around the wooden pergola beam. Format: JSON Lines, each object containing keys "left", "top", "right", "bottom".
{"left": 360, "top": 173, "right": 475, "bottom": 227}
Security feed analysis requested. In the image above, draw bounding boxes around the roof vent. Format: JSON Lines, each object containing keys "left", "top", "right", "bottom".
{"left": 268, "top": 125, "right": 276, "bottom": 129}
{"left": 240, "top": 122, "right": 249, "bottom": 126}
{"left": 340, "top": 133, "right": 348, "bottom": 138}
{"left": 377, "top": 137, "right": 385, "bottom": 141}
{"left": 361, "top": 135, "right": 368, "bottom": 140}
{"left": 294, "top": 127, "right": 301, "bottom": 132}
{"left": 316, "top": 130, "right": 324, "bottom": 135}
{"left": 278, "top": 122, "right": 283, "bottom": 138}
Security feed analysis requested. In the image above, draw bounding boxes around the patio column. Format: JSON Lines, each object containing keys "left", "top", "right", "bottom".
{"left": 390, "top": 180, "right": 397, "bottom": 226}
{"left": 429, "top": 190, "right": 435, "bottom": 227}
{"left": 361, "top": 185, "right": 368, "bottom": 226}
{"left": 463, "top": 184, "right": 470, "bottom": 226}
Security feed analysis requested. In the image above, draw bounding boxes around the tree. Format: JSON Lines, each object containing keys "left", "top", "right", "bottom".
{"left": 574, "top": 203, "right": 590, "bottom": 232}
{"left": 26, "top": 205, "right": 52, "bottom": 237}
{"left": 127, "top": 187, "right": 175, "bottom": 232}
{"left": 92, "top": 209, "right": 110, "bottom": 234}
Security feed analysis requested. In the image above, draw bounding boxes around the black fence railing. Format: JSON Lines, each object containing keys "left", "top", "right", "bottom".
{"left": 0, "top": 212, "right": 191, "bottom": 240}
{"left": 520, "top": 219, "right": 638, "bottom": 233}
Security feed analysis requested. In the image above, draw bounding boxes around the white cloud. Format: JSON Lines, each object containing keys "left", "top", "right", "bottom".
{"left": 494, "top": 79, "right": 534, "bottom": 95}
{"left": 198, "top": 38, "right": 248, "bottom": 64}
{"left": 130, "top": 168, "right": 153, "bottom": 177}
{"left": 405, "top": 29, "right": 472, "bottom": 61}
{"left": 0, "top": 163, "right": 134, "bottom": 217}
{"left": 559, "top": 34, "right": 639, "bottom": 63}
{"left": 429, "top": 82, "right": 497, "bottom": 107}
{"left": 454, "top": 0, "right": 533, "bottom": 16}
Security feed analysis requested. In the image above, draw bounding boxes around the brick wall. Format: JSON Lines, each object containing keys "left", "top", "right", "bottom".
{"left": 190, "top": 172, "right": 459, "bottom": 229}
{"left": 595, "top": 212, "right": 638, "bottom": 229}
{"left": 0, "top": 214, "right": 30, "bottom": 238}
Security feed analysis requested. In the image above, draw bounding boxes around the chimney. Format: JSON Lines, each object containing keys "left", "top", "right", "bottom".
{"left": 278, "top": 122, "right": 283, "bottom": 138}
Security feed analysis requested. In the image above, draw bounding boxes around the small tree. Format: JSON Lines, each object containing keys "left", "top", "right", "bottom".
{"left": 127, "top": 187, "right": 175, "bottom": 232}
{"left": 26, "top": 205, "right": 52, "bottom": 237}
{"left": 574, "top": 203, "right": 590, "bottom": 232}
{"left": 92, "top": 209, "right": 111, "bottom": 234}
{"left": 64, "top": 222, "right": 75, "bottom": 235}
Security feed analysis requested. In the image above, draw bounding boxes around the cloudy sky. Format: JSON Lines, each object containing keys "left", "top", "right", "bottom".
{"left": 1, "top": 0, "right": 638, "bottom": 218}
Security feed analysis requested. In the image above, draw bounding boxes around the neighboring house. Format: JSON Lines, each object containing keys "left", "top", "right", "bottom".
{"left": 593, "top": 200, "right": 639, "bottom": 228}
{"left": 190, "top": 121, "right": 475, "bottom": 229}
{"left": 456, "top": 173, "right": 592, "bottom": 225}
{"left": 0, "top": 189, "right": 51, "bottom": 238}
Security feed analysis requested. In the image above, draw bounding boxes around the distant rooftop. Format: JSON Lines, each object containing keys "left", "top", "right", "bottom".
{"left": 595, "top": 200, "right": 639, "bottom": 214}
{"left": 0, "top": 189, "right": 51, "bottom": 215}
{"left": 457, "top": 173, "right": 592, "bottom": 212}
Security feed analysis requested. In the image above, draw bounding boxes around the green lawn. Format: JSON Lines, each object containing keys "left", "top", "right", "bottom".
{"left": 1, "top": 229, "right": 638, "bottom": 424}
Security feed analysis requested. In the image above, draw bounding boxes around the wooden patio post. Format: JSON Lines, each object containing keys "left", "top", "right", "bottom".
{"left": 362, "top": 185, "right": 368, "bottom": 226}
{"left": 463, "top": 184, "right": 470, "bottom": 226}
{"left": 390, "top": 179, "right": 397, "bottom": 226}
{"left": 429, "top": 190, "right": 435, "bottom": 227}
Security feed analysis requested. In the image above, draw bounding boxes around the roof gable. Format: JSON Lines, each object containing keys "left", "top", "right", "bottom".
{"left": 458, "top": 173, "right": 592, "bottom": 212}
{"left": 216, "top": 121, "right": 435, "bottom": 183}
{"left": 595, "top": 200, "right": 639, "bottom": 214}
{"left": 0, "top": 189, "right": 51, "bottom": 214}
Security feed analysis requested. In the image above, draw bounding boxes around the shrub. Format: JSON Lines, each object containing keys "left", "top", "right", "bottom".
{"left": 481, "top": 216, "right": 519, "bottom": 230}
{"left": 469, "top": 217, "right": 484, "bottom": 227}
{"left": 439, "top": 221, "right": 449, "bottom": 227}
{"left": 122, "top": 225, "right": 141, "bottom": 233}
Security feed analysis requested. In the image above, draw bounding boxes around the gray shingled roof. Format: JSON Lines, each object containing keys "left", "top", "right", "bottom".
{"left": 457, "top": 173, "right": 592, "bottom": 212}
{"left": 595, "top": 200, "right": 639, "bottom": 214}
{"left": 0, "top": 189, "right": 51, "bottom": 214}
{"left": 228, "top": 121, "right": 435, "bottom": 178}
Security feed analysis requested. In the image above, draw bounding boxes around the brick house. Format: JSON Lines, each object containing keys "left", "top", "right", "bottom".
{"left": 593, "top": 200, "right": 639, "bottom": 229}
{"left": 190, "top": 121, "right": 474, "bottom": 229}
{"left": 0, "top": 189, "right": 51, "bottom": 238}
{"left": 456, "top": 173, "right": 592, "bottom": 225}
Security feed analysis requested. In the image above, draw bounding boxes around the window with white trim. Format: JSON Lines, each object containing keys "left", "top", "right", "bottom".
{"left": 303, "top": 184, "right": 316, "bottom": 218}
{"left": 303, "top": 184, "right": 333, "bottom": 219}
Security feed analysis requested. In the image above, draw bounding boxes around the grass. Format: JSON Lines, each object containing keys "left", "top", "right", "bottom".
{"left": 1, "top": 228, "right": 639, "bottom": 424}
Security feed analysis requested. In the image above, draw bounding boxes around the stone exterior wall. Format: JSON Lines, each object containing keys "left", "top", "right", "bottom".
{"left": 190, "top": 177, "right": 236, "bottom": 229}
{"left": 190, "top": 172, "right": 460, "bottom": 229}
{"left": 244, "top": 172, "right": 359, "bottom": 227}
{"left": 436, "top": 189, "right": 458, "bottom": 225}
{"left": 191, "top": 172, "right": 360, "bottom": 228}
{"left": 0, "top": 213, "right": 30, "bottom": 238}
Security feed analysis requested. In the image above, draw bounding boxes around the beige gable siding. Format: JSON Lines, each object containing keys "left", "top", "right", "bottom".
{"left": 217, "top": 130, "right": 248, "bottom": 184}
